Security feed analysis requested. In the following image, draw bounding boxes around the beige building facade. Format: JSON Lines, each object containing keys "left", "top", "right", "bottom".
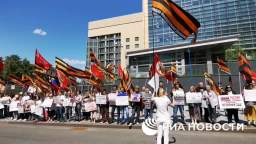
{"left": 87, "top": 12, "right": 148, "bottom": 68}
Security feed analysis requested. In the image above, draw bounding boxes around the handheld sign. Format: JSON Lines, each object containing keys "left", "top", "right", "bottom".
{"left": 173, "top": 90, "right": 185, "bottom": 105}
{"left": 96, "top": 94, "right": 107, "bottom": 105}
{"left": 108, "top": 93, "right": 117, "bottom": 105}
{"left": 218, "top": 94, "right": 245, "bottom": 109}
{"left": 243, "top": 89, "right": 256, "bottom": 102}
{"left": 186, "top": 92, "right": 202, "bottom": 104}
{"left": 116, "top": 92, "right": 129, "bottom": 106}
{"left": 131, "top": 93, "right": 141, "bottom": 102}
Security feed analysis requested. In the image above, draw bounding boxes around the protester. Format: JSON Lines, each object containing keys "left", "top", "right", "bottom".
{"left": 152, "top": 87, "right": 172, "bottom": 144}
{"left": 75, "top": 91, "right": 83, "bottom": 121}
{"left": 64, "top": 92, "right": 73, "bottom": 121}
{"left": 244, "top": 82, "right": 256, "bottom": 126}
{"left": 98, "top": 89, "right": 109, "bottom": 123}
{"left": 0, "top": 95, "right": 4, "bottom": 118}
{"left": 172, "top": 82, "right": 186, "bottom": 125}
{"left": 109, "top": 85, "right": 118, "bottom": 124}
{"left": 9, "top": 94, "right": 20, "bottom": 120}
{"left": 224, "top": 85, "right": 239, "bottom": 124}
{"left": 82, "top": 92, "right": 91, "bottom": 121}
{"left": 196, "top": 82, "right": 205, "bottom": 122}
{"left": 128, "top": 86, "right": 142, "bottom": 126}
{"left": 202, "top": 85, "right": 218, "bottom": 123}
{"left": 186, "top": 85, "right": 201, "bottom": 124}
{"left": 117, "top": 87, "right": 129, "bottom": 125}
{"left": 142, "top": 87, "right": 153, "bottom": 119}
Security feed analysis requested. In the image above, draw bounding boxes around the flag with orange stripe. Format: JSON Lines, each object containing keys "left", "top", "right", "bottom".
{"left": 217, "top": 58, "right": 231, "bottom": 74}
{"left": 238, "top": 53, "right": 256, "bottom": 81}
{"left": 204, "top": 72, "right": 221, "bottom": 95}
{"left": 152, "top": 0, "right": 200, "bottom": 43}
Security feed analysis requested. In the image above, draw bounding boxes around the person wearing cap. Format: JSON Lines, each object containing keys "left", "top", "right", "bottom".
{"left": 152, "top": 87, "right": 172, "bottom": 144}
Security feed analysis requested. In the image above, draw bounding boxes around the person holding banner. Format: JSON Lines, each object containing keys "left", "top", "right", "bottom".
{"left": 172, "top": 82, "right": 186, "bottom": 125}
{"left": 97, "top": 89, "right": 109, "bottom": 123}
{"left": 128, "top": 86, "right": 142, "bottom": 126}
{"left": 9, "top": 94, "right": 20, "bottom": 120}
{"left": 186, "top": 85, "right": 201, "bottom": 124}
{"left": 142, "top": 87, "right": 153, "bottom": 119}
{"left": 108, "top": 85, "right": 118, "bottom": 124}
{"left": 224, "top": 85, "right": 240, "bottom": 124}
{"left": 116, "top": 87, "right": 129, "bottom": 125}
{"left": 202, "top": 85, "right": 218, "bottom": 124}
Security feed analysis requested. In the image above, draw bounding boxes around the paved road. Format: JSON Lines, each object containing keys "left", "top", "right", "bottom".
{"left": 0, "top": 124, "right": 255, "bottom": 144}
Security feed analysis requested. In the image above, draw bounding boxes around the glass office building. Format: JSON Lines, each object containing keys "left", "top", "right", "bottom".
{"left": 148, "top": 0, "right": 256, "bottom": 55}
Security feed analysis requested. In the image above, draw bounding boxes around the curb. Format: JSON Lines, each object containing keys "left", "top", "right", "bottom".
{"left": 1, "top": 121, "right": 256, "bottom": 133}
{"left": 0, "top": 121, "right": 141, "bottom": 129}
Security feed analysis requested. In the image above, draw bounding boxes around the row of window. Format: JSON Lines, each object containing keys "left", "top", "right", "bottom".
{"left": 126, "top": 44, "right": 140, "bottom": 49}
{"left": 126, "top": 37, "right": 140, "bottom": 42}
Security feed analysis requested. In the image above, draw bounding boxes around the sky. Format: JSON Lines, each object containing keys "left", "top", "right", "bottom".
{"left": 0, "top": 0, "right": 142, "bottom": 68}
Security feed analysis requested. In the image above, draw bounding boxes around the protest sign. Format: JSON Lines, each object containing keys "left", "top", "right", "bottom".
{"left": 96, "top": 94, "right": 107, "bottom": 105}
{"left": 84, "top": 101, "right": 97, "bottom": 112}
{"left": 243, "top": 89, "right": 256, "bottom": 102}
{"left": 42, "top": 98, "right": 53, "bottom": 108}
{"left": 116, "top": 92, "right": 129, "bottom": 106}
{"left": 108, "top": 93, "right": 117, "bottom": 105}
{"left": 186, "top": 92, "right": 202, "bottom": 104}
{"left": 131, "top": 93, "right": 141, "bottom": 102}
{"left": 218, "top": 94, "right": 245, "bottom": 109}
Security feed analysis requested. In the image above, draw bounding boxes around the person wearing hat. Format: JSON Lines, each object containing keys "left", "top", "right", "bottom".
{"left": 152, "top": 87, "right": 172, "bottom": 144}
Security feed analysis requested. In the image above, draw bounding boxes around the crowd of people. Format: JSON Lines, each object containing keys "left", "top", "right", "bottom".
{"left": 0, "top": 81, "right": 256, "bottom": 127}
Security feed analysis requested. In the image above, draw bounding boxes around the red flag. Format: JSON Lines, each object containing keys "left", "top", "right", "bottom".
{"left": 118, "top": 65, "right": 124, "bottom": 79}
{"left": 0, "top": 57, "right": 4, "bottom": 73}
{"left": 35, "top": 50, "right": 52, "bottom": 70}
{"left": 91, "top": 64, "right": 105, "bottom": 80}
{"left": 56, "top": 69, "right": 69, "bottom": 90}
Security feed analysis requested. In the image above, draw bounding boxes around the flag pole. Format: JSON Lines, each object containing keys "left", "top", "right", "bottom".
{"left": 238, "top": 72, "right": 242, "bottom": 94}
{"left": 151, "top": 11, "right": 157, "bottom": 96}
{"left": 218, "top": 67, "right": 221, "bottom": 86}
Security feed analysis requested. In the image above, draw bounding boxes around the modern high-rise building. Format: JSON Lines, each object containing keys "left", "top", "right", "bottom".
{"left": 87, "top": 0, "right": 256, "bottom": 78}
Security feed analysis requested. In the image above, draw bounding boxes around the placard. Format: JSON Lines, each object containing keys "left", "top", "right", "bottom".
{"left": 96, "top": 95, "right": 107, "bottom": 105}
{"left": 243, "top": 89, "right": 256, "bottom": 102}
{"left": 108, "top": 93, "right": 117, "bottom": 105}
{"left": 84, "top": 101, "right": 97, "bottom": 112}
{"left": 27, "top": 86, "right": 36, "bottom": 93}
{"left": 11, "top": 85, "right": 15, "bottom": 90}
{"left": 218, "top": 94, "right": 245, "bottom": 109}
{"left": 186, "top": 92, "right": 202, "bottom": 104}
{"left": 131, "top": 93, "right": 141, "bottom": 102}
{"left": 174, "top": 96, "right": 185, "bottom": 105}
{"left": 116, "top": 92, "right": 129, "bottom": 106}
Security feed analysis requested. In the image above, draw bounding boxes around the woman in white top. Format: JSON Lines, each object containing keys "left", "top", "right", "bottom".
{"left": 172, "top": 82, "right": 186, "bottom": 125}
{"left": 9, "top": 94, "right": 20, "bottom": 120}
{"left": 152, "top": 88, "right": 172, "bottom": 144}
{"left": 202, "top": 85, "right": 218, "bottom": 123}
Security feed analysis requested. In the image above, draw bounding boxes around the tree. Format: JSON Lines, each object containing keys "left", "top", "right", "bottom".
{"left": 225, "top": 45, "right": 245, "bottom": 61}
{"left": 2, "top": 55, "right": 34, "bottom": 79}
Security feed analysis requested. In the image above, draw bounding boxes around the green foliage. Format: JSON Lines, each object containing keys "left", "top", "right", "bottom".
{"left": 2, "top": 55, "right": 34, "bottom": 79}
{"left": 225, "top": 45, "right": 245, "bottom": 61}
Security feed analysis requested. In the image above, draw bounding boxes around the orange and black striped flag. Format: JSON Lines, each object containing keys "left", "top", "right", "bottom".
{"left": 165, "top": 64, "right": 177, "bottom": 82}
{"left": 238, "top": 53, "right": 256, "bottom": 81}
{"left": 152, "top": 0, "right": 200, "bottom": 43}
{"left": 8, "top": 75, "right": 24, "bottom": 87}
{"left": 204, "top": 72, "right": 221, "bottom": 95}
{"left": 217, "top": 58, "right": 231, "bottom": 74}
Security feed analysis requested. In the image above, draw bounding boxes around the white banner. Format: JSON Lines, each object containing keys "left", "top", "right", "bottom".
{"left": 96, "top": 95, "right": 107, "bottom": 105}
{"left": 218, "top": 94, "right": 245, "bottom": 109}
{"left": 174, "top": 96, "right": 185, "bottom": 105}
{"left": 42, "top": 98, "right": 53, "bottom": 108}
{"left": 116, "top": 92, "right": 129, "bottom": 106}
{"left": 108, "top": 93, "right": 117, "bottom": 105}
{"left": 186, "top": 92, "right": 202, "bottom": 104}
{"left": 84, "top": 101, "right": 97, "bottom": 112}
{"left": 244, "top": 89, "right": 256, "bottom": 102}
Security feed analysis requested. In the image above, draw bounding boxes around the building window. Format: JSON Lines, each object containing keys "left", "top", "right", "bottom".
{"left": 135, "top": 44, "right": 139, "bottom": 48}
{"left": 126, "top": 38, "right": 130, "bottom": 42}
{"left": 135, "top": 37, "right": 139, "bottom": 41}
{"left": 126, "top": 45, "right": 130, "bottom": 49}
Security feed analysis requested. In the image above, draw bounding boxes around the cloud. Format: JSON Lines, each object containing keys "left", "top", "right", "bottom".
{"left": 33, "top": 28, "right": 47, "bottom": 36}
{"left": 63, "top": 58, "right": 86, "bottom": 69}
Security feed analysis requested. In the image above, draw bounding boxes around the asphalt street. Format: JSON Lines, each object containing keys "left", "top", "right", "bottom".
{"left": 0, "top": 123, "right": 255, "bottom": 144}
